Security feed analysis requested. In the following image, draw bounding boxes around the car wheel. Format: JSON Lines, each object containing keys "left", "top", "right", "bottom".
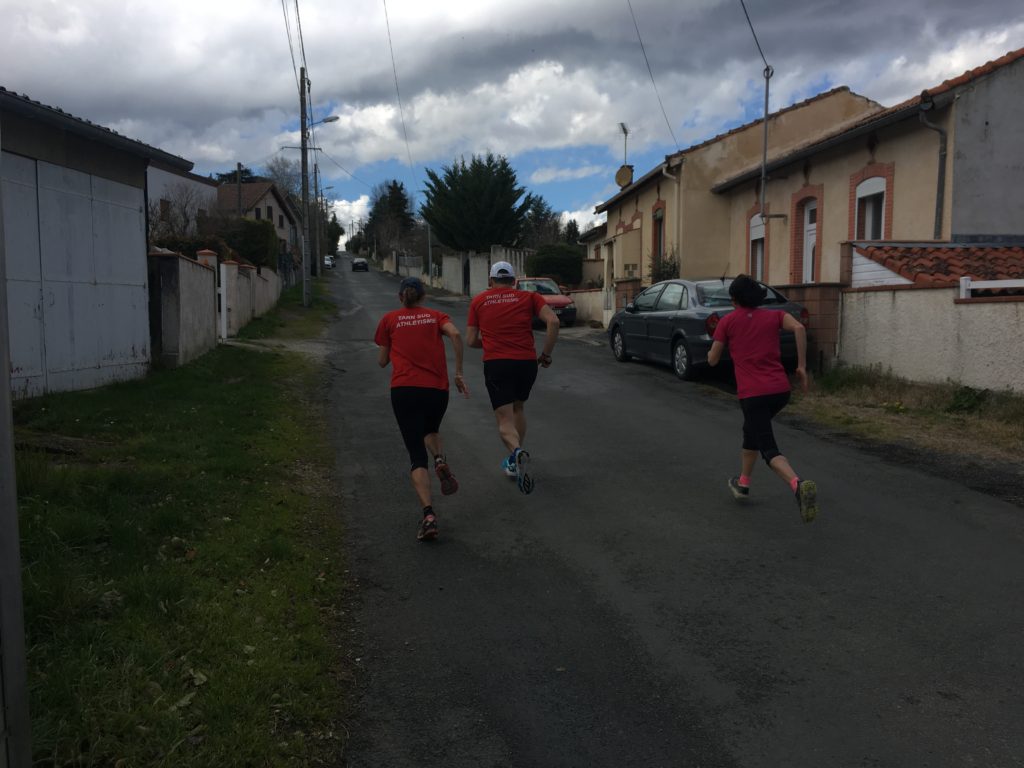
{"left": 672, "top": 338, "right": 696, "bottom": 380}
{"left": 611, "top": 327, "right": 630, "bottom": 362}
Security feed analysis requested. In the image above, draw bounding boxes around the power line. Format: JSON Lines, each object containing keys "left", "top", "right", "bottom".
{"left": 319, "top": 147, "right": 374, "bottom": 189}
{"left": 625, "top": 0, "right": 679, "bottom": 151}
{"left": 739, "top": 0, "right": 770, "bottom": 69}
{"left": 294, "top": 0, "right": 309, "bottom": 71}
{"left": 382, "top": 0, "right": 417, "bottom": 197}
{"left": 280, "top": 0, "right": 300, "bottom": 91}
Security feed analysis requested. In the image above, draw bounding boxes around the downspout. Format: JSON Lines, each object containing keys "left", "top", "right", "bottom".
{"left": 662, "top": 158, "right": 682, "bottom": 273}
{"left": 918, "top": 91, "right": 947, "bottom": 240}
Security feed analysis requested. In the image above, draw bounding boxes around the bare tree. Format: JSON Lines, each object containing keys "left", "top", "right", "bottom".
{"left": 262, "top": 156, "right": 301, "bottom": 201}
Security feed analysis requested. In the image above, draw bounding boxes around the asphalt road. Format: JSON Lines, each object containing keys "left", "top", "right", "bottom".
{"left": 325, "top": 256, "right": 1024, "bottom": 768}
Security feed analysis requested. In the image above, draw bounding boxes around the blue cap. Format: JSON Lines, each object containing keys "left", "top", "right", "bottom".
{"left": 399, "top": 276, "right": 425, "bottom": 296}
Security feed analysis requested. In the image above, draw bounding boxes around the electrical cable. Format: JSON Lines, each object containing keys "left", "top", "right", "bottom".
{"left": 280, "top": 0, "right": 300, "bottom": 91}
{"left": 318, "top": 147, "right": 373, "bottom": 189}
{"left": 294, "top": 0, "right": 309, "bottom": 71}
{"left": 626, "top": 0, "right": 679, "bottom": 150}
{"left": 382, "top": 0, "right": 418, "bottom": 203}
{"left": 739, "top": 0, "right": 770, "bottom": 69}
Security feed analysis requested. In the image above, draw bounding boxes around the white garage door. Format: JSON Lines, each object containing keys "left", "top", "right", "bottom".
{"left": 2, "top": 151, "right": 149, "bottom": 398}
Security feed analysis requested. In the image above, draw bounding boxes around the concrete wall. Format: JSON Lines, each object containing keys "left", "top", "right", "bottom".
{"left": 148, "top": 252, "right": 217, "bottom": 367}
{"left": 441, "top": 254, "right": 462, "bottom": 294}
{"left": 235, "top": 266, "right": 255, "bottom": 332}
{"left": 840, "top": 287, "right": 1024, "bottom": 392}
{"left": 565, "top": 288, "right": 606, "bottom": 326}
{"left": 951, "top": 58, "right": 1024, "bottom": 237}
{"left": 253, "top": 269, "right": 280, "bottom": 317}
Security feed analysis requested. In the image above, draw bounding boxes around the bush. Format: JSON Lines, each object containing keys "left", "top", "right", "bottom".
{"left": 525, "top": 243, "right": 584, "bottom": 286}
{"left": 221, "top": 219, "right": 279, "bottom": 268}
{"left": 152, "top": 234, "right": 232, "bottom": 261}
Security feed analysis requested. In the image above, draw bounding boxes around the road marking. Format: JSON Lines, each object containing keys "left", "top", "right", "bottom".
{"left": 338, "top": 304, "right": 363, "bottom": 317}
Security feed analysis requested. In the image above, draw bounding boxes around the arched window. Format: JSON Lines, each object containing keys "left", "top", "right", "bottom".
{"left": 749, "top": 213, "right": 765, "bottom": 280}
{"left": 855, "top": 177, "right": 885, "bottom": 240}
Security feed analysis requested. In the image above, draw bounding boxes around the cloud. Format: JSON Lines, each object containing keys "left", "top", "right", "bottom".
{"left": 530, "top": 164, "right": 608, "bottom": 184}
{"left": 331, "top": 195, "right": 371, "bottom": 229}
{"left": 560, "top": 206, "right": 606, "bottom": 233}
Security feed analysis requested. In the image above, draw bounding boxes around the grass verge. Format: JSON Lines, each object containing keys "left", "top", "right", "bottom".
{"left": 15, "top": 278, "right": 348, "bottom": 766}
{"left": 787, "top": 365, "right": 1024, "bottom": 466}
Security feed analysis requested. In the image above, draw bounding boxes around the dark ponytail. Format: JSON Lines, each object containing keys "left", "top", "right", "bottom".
{"left": 401, "top": 287, "right": 420, "bottom": 308}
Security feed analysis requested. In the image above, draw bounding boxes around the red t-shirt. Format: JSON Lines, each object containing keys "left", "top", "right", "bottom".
{"left": 713, "top": 308, "right": 790, "bottom": 399}
{"left": 467, "top": 287, "right": 546, "bottom": 361}
{"left": 374, "top": 307, "right": 451, "bottom": 389}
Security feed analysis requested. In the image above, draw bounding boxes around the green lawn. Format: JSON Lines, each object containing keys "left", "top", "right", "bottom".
{"left": 15, "top": 278, "right": 348, "bottom": 766}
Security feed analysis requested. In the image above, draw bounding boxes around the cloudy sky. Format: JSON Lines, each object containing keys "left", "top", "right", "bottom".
{"left": 2, "top": 0, "right": 1022, "bottom": 233}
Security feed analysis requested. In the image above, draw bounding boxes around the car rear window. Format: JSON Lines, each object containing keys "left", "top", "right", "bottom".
{"left": 696, "top": 280, "right": 788, "bottom": 306}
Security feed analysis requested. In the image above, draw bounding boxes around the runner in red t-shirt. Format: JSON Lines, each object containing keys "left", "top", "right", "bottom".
{"left": 708, "top": 275, "right": 818, "bottom": 522}
{"left": 466, "top": 261, "right": 559, "bottom": 494}
{"left": 375, "top": 277, "right": 469, "bottom": 541}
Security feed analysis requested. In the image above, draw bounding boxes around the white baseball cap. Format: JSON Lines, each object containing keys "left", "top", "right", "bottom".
{"left": 489, "top": 261, "right": 515, "bottom": 278}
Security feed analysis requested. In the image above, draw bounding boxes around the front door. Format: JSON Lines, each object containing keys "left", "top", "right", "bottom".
{"left": 802, "top": 200, "right": 817, "bottom": 283}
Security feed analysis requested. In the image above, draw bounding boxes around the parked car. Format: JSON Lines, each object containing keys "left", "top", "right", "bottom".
{"left": 324, "top": 255, "right": 335, "bottom": 269}
{"left": 516, "top": 277, "right": 577, "bottom": 327}
{"left": 607, "top": 278, "right": 809, "bottom": 380}
{"left": 352, "top": 257, "right": 369, "bottom": 272}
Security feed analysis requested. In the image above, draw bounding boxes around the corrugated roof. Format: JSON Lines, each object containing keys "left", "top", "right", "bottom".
{"left": 0, "top": 86, "right": 192, "bottom": 171}
{"left": 854, "top": 242, "right": 1024, "bottom": 287}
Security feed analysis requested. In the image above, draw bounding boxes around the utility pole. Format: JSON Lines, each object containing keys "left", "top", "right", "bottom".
{"left": 0, "top": 120, "right": 33, "bottom": 768}
{"left": 299, "top": 66, "right": 311, "bottom": 308}
{"left": 235, "top": 162, "right": 242, "bottom": 217}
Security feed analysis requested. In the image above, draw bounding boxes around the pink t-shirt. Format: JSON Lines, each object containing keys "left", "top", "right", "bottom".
{"left": 713, "top": 308, "right": 790, "bottom": 399}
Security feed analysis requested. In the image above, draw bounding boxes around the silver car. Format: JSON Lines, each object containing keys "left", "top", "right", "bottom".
{"left": 607, "top": 278, "right": 809, "bottom": 380}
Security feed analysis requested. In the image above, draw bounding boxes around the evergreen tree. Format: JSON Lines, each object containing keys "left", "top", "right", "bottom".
{"left": 420, "top": 153, "right": 534, "bottom": 251}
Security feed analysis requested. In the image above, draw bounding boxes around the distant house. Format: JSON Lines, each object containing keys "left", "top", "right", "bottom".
{"left": 1, "top": 86, "right": 192, "bottom": 397}
{"left": 216, "top": 181, "right": 300, "bottom": 276}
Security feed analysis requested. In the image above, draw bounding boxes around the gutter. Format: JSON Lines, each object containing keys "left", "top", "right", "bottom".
{"left": 917, "top": 91, "right": 948, "bottom": 240}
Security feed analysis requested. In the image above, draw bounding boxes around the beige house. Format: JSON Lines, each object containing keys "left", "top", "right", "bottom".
{"left": 593, "top": 86, "right": 882, "bottom": 297}
{"left": 216, "top": 181, "right": 300, "bottom": 270}
{"left": 710, "top": 46, "right": 1024, "bottom": 370}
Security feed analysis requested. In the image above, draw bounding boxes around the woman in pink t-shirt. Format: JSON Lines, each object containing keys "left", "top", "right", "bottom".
{"left": 708, "top": 275, "right": 818, "bottom": 522}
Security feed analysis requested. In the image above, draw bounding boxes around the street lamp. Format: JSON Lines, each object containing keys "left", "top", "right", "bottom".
{"left": 300, "top": 65, "right": 339, "bottom": 306}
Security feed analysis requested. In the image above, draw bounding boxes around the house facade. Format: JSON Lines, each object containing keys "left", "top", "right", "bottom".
{"left": 710, "top": 46, "right": 1024, "bottom": 371}
{"left": 216, "top": 181, "right": 301, "bottom": 273}
{"left": 593, "top": 87, "right": 882, "bottom": 296}
{"left": 147, "top": 161, "right": 218, "bottom": 238}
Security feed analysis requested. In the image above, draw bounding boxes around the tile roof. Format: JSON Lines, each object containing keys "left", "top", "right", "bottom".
{"left": 217, "top": 181, "right": 283, "bottom": 214}
{"left": 854, "top": 243, "right": 1024, "bottom": 287}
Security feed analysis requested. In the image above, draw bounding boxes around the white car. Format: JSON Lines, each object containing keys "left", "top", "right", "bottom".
{"left": 324, "top": 255, "right": 335, "bottom": 269}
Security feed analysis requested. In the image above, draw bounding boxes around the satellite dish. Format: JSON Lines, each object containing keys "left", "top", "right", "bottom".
{"left": 615, "top": 165, "right": 634, "bottom": 188}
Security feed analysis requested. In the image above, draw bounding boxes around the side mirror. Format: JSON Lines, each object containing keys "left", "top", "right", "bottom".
{"left": 625, "top": 302, "right": 637, "bottom": 313}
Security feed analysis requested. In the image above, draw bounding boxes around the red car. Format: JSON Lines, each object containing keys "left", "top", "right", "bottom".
{"left": 516, "top": 277, "right": 577, "bottom": 327}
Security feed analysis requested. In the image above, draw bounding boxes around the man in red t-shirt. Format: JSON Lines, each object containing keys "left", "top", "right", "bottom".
{"left": 708, "top": 275, "right": 818, "bottom": 522}
{"left": 466, "top": 261, "right": 559, "bottom": 494}
{"left": 376, "top": 277, "right": 468, "bottom": 541}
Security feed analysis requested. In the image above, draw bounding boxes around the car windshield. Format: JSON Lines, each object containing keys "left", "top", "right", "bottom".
{"left": 695, "top": 279, "right": 787, "bottom": 307}
{"left": 518, "top": 279, "right": 560, "bottom": 295}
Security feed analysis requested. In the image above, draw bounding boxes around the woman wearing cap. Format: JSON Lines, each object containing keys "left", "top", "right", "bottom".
{"left": 375, "top": 276, "right": 469, "bottom": 541}
{"left": 466, "top": 260, "right": 560, "bottom": 494}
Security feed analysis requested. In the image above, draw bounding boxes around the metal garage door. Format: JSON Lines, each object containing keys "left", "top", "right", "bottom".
{"left": 2, "top": 151, "right": 149, "bottom": 397}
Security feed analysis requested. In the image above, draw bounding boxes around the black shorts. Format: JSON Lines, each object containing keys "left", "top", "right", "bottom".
{"left": 739, "top": 390, "right": 790, "bottom": 464}
{"left": 483, "top": 359, "right": 538, "bottom": 410}
{"left": 390, "top": 387, "right": 449, "bottom": 470}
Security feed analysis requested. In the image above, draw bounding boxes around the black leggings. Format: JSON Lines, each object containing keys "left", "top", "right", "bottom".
{"left": 390, "top": 387, "right": 449, "bottom": 470}
{"left": 739, "top": 391, "right": 790, "bottom": 465}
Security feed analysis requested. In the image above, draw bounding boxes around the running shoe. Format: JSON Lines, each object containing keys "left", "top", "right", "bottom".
{"left": 514, "top": 447, "right": 533, "bottom": 495}
{"left": 795, "top": 480, "right": 818, "bottom": 523}
{"left": 501, "top": 454, "right": 518, "bottom": 478}
{"left": 728, "top": 476, "right": 750, "bottom": 500}
{"left": 417, "top": 514, "right": 439, "bottom": 541}
{"left": 435, "top": 459, "right": 458, "bottom": 495}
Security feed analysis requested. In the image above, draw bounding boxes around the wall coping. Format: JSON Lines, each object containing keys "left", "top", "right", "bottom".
{"left": 842, "top": 283, "right": 953, "bottom": 293}
{"left": 953, "top": 295, "right": 1024, "bottom": 304}
{"left": 147, "top": 251, "right": 215, "bottom": 271}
